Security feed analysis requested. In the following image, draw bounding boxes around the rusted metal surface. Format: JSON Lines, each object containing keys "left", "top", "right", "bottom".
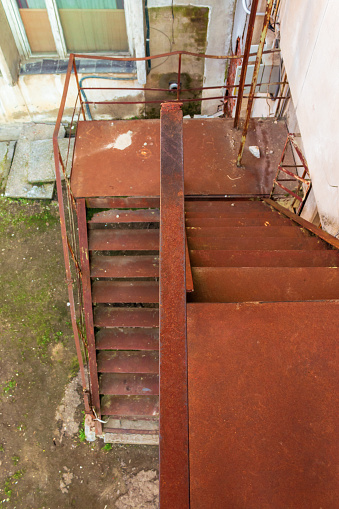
{"left": 234, "top": 0, "right": 260, "bottom": 128}
{"left": 88, "top": 229, "right": 159, "bottom": 251}
{"left": 188, "top": 267, "right": 339, "bottom": 303}
{"left": 101, "top": 395, "right": 159, "bottom": 418}
{"left": 72, "top": 119, "right": 288, "bottom": 198}
{"left": 237, "top": 0, "right": 275, "bottom": 166}
{"left": 86, "top": 197, "right": 160, "bottom": 209}
{"left": 186, "top": 226, "right": 305, "bottom": 238}
{"left": 264, "top": 199, "right": 339, "bottom": 250}
{"left": 96, "top": 328, "right": 159, "bottom": 351}
{"left": 90, "top": 255, "right": 159, "bottom": 278}
{"left": 99, "top": 373, "right": 159, "bottom": 396}
{"left": 92, "top": 280, "right": 159, "bottom": 304}
{"left": 159, "top": 103, "right": 190, "bottom": 508}
{"left": 76, "top": 198, "right": 101, "bottom": 429}
{"left": 185, "top": 233, "right": 194, "bottom": 293}
{"left": 186, "top": 216, "right": 292, "bottom": 226}
{"left": 187, "top": 235, "right": 326, "bottom": 251}
{"left": 88, "top": 208, "right": 160, "bottom": 223}
{"left": 94, "top": 307, "right": 159, "bottom": 328}
{"left": 189, "top": 249, "right": 339, "bottom": 268}
{"left": 188, "top": 302, "right": 339, "bottom": 508}
{"left": 97, "top": 351, "right": 159, "bottom": 373}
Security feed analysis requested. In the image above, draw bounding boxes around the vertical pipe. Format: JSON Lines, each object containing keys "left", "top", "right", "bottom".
{"left": 72, "top": 56, "right": 86, "bottom": 120}
{"left": 177, "top": 53, "right": 182, "bottom": 101}
{"left": 237, "top": 0, "right": 274, "bottom": 166}
{"left": 234, "top": 0, "right": 260, "bottom": 128}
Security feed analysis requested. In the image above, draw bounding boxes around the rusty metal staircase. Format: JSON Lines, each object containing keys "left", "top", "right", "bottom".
{"left": 77, "top": 197, "right": 161, "bottom": 440}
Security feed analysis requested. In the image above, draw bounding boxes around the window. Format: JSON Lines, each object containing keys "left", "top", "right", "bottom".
{"left": 3, "top": 0, "right": 128, "bottom": 59}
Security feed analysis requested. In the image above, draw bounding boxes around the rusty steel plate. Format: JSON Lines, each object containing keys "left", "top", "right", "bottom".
{"left": 71, "top": 118, "right": 287, "bottom": 198}
{"left": 99, "top": 373, "right": 159, "bottom": 396}
{"left": 97, "top": 351, "right": 159, "bottom": 373}
{"left": 92, "top": 280, "right": 159, "bottom": 304}
{"left": 188, "top": 302, "right": 339, "bottom": 508}
{"left": 96, "top": 328, "right": 159, "bottom": 351}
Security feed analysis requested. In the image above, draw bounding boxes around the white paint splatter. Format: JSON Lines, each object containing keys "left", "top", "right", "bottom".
{"left": 105, "top": 130, "right": 133, "bottom": 151}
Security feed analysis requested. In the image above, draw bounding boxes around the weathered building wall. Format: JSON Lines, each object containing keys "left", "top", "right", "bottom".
{"left": 0, "top": 2, "right": 20, "bottom": 85}
{"left": 280, "top": 0, "right": 339, "bottom": 236}
{"left": 147, "top": 0, "right": 237, "bottom": 116}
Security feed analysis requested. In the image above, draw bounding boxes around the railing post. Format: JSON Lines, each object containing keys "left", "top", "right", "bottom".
{"left": 177, "top": 53, "right": 182, "bottom": 101}
{"left": 159, "top": 102, "right": 189, "bottom": 508}
{"left": 237, "top": 0, "right": 274, "bottom": 166}
{"left": 234, "top": 0, "right": 260, "bottom": 128}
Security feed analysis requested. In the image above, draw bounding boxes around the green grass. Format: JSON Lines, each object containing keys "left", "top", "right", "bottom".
{"left": 102, "top": 443, "right": 112, "bottom": 452}
{"left": 2, "top": 379, "right": 16, "bottom": 395}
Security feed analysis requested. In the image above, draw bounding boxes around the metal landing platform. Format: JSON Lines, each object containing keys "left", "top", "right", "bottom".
{"left": 71, "top": 117, "right": 287, "bottom": 198}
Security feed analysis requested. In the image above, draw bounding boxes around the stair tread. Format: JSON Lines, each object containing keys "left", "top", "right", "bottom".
{"left": 189, "top": 266, "right": 339, "bottom": 303}
{"left": 99, "top": 373, "right": 159, "bottom": 396}
{"left": 97, "top": 351, "right": 159, "bottom": 373}
{"left": 89, "top": 229, "right": 159, "bottom": 251}
{"left": 89, "top": 209, "right": 160, "bottom": 223}
{"left": 186, "top": 226, "right": 306, "bottom": 238}
{"left": 86, "top": 197, "right": 160, "bottom": 209}
{"left": 189, "top": 249, "right": 339, "bottom": 267}
{"left": 185, "top": 210, "right": 287, "bottom": 219}
{"left": 185, "top": 201, "right": 265, "bottom": 210}
{"left": 91, "top": 254, "right": 159, "bottom": 278}
{"left": 101, "top": 395, "right": 159, "bottom": 418}
{"left": 92, "top": 281, "right": 159, "bottom": 304}
{"left": 188, "top": 236, "right": 327, "bottom": 251}
{"left": 96, "top": 328, "right": 159, "bottom": 350}
{"left": 94, "top": 306, "right": 159, "bottom": 328}
{"left": 185, "top": 216, "right": 292, "bottom": 226}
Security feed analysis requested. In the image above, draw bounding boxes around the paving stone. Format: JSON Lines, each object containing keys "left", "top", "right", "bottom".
{"left": 28, "top": 138, "right": 75, "bottom": 183}
{"left": 0, "top": 141, "right": 16, "bottom": 190}
{"left": 5, "top": 140, "right": 54, "bottom": 199}
{"left": 0, "top": 125, "right": 24, "bottom": 141}
{"left": 21, "top": 123, "right": 65, "bottom": 141}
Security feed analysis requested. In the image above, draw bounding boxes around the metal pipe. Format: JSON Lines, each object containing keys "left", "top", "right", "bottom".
{"left": 177, "top": 53, "right": 182, "bottom": 101}
{"left": 237, "top": 0, "right": 274, "bottom": 166}
{"left": 242, "top": 0, "right": 265, "bottom": 16}
{"left": 234, "top": 0, "right": 260, "bottom": 128}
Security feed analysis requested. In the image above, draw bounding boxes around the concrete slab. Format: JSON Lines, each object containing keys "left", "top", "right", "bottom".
{"left": 0, "top": 141, "right": 16, "bottom": 190}
{"left": 5, "top": 140, "right": 54, "bottom": 199}
{"left": 28, "top": 138, "right": 75, "bottom": 183}
{"left": 0, "top": 125, "right": 24, "bottom": 141}
{"left": 21, "top": 123, "right": 65, "bottom": 141}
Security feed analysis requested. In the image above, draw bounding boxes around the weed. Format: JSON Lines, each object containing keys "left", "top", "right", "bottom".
{"left": 12, "top": 455, "right": 20, "bottom": 466}
{"left": 0, "top": 444, "right": 4, "bottom": 452}
{"left": 102, "top": 443, "right": 112, "bottom": 452}
{"left": 69, "top": 356, "right": 79, "bottom": 378}
{"left": 79, "top": 414, "right": 86, "bottom": 443}
{"left": 1, "top": 470, "right": 25, "bottom": 505}
{"left": 2, "top": 379, "right": 16, "bottom": 395}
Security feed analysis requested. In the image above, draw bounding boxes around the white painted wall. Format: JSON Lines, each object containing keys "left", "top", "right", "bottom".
{"left": 148, "top": 0, "right": 237, "bottom": 115}
{"left": 280, "top": 0, "right": 339, "bottom": 236}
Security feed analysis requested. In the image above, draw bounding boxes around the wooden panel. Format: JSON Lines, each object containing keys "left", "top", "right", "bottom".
{"left": 20, "top": 10, "right": 56, "bottom": 53}
{"left": 59, "top": 10, "right": 128, "bottom": 51}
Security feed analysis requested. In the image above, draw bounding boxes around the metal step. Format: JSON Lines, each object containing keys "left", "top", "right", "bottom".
{"left": 88, "top": 208, "right": 160, "bottom": 223}
{"left": 97, "top": 351, "right": 159, "bottom": 373}
{"left": 96, "top": 328, "right": 159, "bottom": 350}
{"left": 186, "top": 226, "right": 306, "bottom": 238}
{"left": 187, "top": 236, "right": 327, "bottom": 251}
{"left": 101, "top": 395, "right": 159, "bottom": 418}
{"left": 189, "top": 267, "right": 339, "bottom": 302}
{"left": 185, "top": 210, "right": 287, "bottom": 219}
{"left": 185, "top": 200, "right": 266, "bottom": 211}
{"left": 94, "top": 306, "right": 159, "bottom": 328}
{"left": 90, "top": 254, "right": 159, "bottom": 278}
{"left": 189, "top": 249, "right": 339, "bottom": 268}
{"left": 92, "top": 281, "right": 159, "bottom": 304}
{"left": 99, "top": 373, "right": 159, "bottom": 396}
{"left": 86, "top": 197, "right": 160, "bottom": 209}
{"left": 89, "top": 229, "right": 159, "bottom": 251}
{"left": 185, "top": 216, "right": 293, "bottom": 227}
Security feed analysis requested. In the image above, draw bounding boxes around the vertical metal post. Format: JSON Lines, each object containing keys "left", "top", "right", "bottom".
{"left": 159, "top": 102, "right": 189, "bottom": 508}
{"left": 177, "top": 53, "right": 182, "bottom": 101}
{"left": 237, "top": 0, "right": 274, "bottom": 166}
{"left": 234, "top": 0, "right": 260, "bottom": 128}
{"left": 72, "top": 56, "right": 86, "bottom": 120}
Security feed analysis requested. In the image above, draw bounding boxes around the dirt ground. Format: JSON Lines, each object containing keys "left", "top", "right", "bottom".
{"left": 0, "top": 197, "right": 159, "bottom": 509}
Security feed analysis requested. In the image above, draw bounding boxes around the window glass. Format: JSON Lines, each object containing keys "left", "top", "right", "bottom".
{"left": 16, "top": 0, "right": 57, "bottom": 54}
{"left": 55, "top": 0, "right": 128, "bottom": 52}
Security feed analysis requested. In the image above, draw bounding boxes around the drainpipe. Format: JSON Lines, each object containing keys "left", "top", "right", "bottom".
{"left": 237, "top": 0, "right": 274, "bottom": 167}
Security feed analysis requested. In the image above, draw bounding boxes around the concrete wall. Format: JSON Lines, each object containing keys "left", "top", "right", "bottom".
{"left": 0, "top": 2, "right": 20, "bottom": 85}
{"left": 147, "top": 0, "right": 237, "bottom": 115}
{"left": 280, "top": 0, "right": 339, "bottom": 236}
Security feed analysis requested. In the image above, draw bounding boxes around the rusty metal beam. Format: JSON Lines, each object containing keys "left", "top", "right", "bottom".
{"left": 237, "top": 0, "right": 274, "bottom": 166}
{"left": 159, "top": 103, "right": 189, "bottom": 508}
{"left": 234, "top": 0, "right": 260, "bottom": 128}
